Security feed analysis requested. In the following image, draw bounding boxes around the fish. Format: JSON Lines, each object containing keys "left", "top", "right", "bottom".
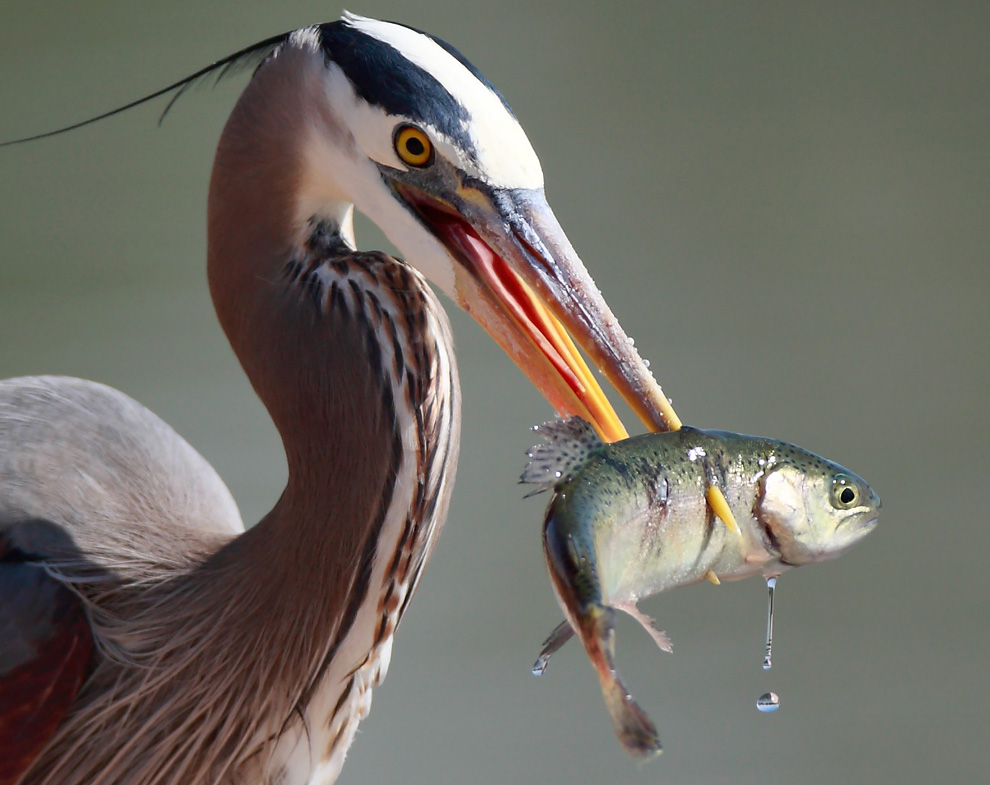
{"left": 521, "top": 417, "right": 881, "bottom": 757}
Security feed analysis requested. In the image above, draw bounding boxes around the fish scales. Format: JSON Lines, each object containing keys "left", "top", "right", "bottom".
{"left": 548, "top": 428, "right": 783, "bottom": 604}
{"left": 523, "top": 418, "right": 880, "bottom": 757}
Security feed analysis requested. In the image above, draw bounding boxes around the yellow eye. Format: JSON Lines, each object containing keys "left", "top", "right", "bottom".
{"left": 394, "top": 125, "right": 433, "bottom": 167}
{"left": 831, "top": 474, "right": 860, "bottom": 509}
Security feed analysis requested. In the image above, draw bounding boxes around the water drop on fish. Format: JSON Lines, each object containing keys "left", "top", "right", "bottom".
{"left": 643, "top": 359, "right": 651, "bottom": 368}
{"left": 756, "top": 692, "right": 780, "bottom": 713}
{"left": 626, "top": 336, "right": 635, "bottom": 346}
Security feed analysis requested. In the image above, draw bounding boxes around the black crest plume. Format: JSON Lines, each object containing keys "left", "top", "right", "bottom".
{"left": 0, "top": 31, "right": 293, "bottom": 147}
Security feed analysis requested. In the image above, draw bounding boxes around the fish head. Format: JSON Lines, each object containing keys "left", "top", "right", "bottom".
{"left": 757, "top": 458, "right": 881, "bottom": 566}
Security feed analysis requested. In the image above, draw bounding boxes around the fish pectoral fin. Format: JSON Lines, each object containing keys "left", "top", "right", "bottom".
{"left": 616, "top": 602, "right": 673, "bottom": 653}
{"left": 705, "top": 485, "right": 742, "bottom": 538}
{"left": 532, "top": 619, "right": 575, "bottom": 676}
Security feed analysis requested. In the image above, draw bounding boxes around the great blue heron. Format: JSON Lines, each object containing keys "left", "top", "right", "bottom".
{"left": 0, "top": 14, "right": 686, "bottom": 785}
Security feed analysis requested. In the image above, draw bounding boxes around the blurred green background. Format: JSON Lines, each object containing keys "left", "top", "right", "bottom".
{"left": 1, "top": 1, "right": 986, "bottom": 783}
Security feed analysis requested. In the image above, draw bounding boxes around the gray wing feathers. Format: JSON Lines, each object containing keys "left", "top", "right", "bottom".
{"left": 0, "top": 376, "right": 243, "bottom": 567}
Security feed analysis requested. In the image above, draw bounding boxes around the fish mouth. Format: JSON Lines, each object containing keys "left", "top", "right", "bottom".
{"left": 835, "top": 512, "right": 880, "bottom": 535}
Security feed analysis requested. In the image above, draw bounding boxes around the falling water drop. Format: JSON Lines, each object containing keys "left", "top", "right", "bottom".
{"left": 762, "top": 576, "right": 776, "bottom": 670}
{"left": 756, "top": 577, "right": 780, "bottom": 713}
{"left": 756, "top": 692, "right": 780, "bottom": 713}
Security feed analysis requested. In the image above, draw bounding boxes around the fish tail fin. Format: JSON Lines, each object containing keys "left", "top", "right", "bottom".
{"left": 520, "top": 417, "right": 605, "bottom": 495}
{"left": 581, "top": 606, "right": 662, "bottom": 757}
{"left": 601, "top": 675, "right": 662, "bottom": 758}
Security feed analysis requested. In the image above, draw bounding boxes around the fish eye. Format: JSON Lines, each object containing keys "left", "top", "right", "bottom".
{"left": 831, "top": 474, "right": 860, "bottom": 509}
{"left": 394, "top": 124, "right": 434, "bottom": 167}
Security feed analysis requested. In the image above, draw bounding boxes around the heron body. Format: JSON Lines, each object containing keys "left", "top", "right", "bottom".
{"left": 0, "top": 15, "right": 673, "bottom": 785}
{"left": 2, "top": 250, "right": 458, "bottom": 784}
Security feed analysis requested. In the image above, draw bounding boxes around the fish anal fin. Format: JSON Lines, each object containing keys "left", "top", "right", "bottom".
{"left": 616, "top": 601, "right": 673, "bottom": 653}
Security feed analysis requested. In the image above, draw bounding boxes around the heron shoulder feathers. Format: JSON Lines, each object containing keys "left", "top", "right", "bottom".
{"left": 0, "top": 376, "right": 243, "bottom": 555}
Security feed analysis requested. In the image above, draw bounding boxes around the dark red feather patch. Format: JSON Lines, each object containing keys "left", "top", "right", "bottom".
{"left": 0, "top": 559, "right": 93, "bottom": 784}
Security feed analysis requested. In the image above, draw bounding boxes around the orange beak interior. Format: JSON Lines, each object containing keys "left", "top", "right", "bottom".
{"left": 409, "top": 202, "right": 626, "bottom": 442}
{"left": 396, "top": 182, "right": 681, "bottom": 444}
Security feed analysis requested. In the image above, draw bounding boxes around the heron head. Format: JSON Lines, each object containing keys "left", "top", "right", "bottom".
{"left": 281, "top": 13, "right": 674, "bottom": 440}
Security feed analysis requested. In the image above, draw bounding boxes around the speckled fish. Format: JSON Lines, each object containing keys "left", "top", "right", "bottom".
{"left": 521, "top": 418, "right": 881, "bottom": 757}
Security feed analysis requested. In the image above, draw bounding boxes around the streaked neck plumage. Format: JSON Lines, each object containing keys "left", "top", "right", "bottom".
{"left": 21, "top": 29, "right": 462, "bottom": 785}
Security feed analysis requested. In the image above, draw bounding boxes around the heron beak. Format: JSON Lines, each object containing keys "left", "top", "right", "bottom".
{"left": 397, "top": 183, "right": 679, "bottom": 442}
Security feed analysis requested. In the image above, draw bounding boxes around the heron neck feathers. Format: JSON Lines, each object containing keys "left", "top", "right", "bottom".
{"left": 196, "top": 42, "right": 462, "bottom": 782}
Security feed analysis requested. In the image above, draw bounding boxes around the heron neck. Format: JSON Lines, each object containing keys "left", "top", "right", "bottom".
{"left": 206, "top": 43, "right": 396, "bottom": 567}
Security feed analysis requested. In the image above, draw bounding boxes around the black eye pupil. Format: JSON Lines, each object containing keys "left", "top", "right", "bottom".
{"left": 405, "top": 137, "right": 425, "bottom": 156}
{"left": 840, "top": 487, "right": 856, "bottom": 504}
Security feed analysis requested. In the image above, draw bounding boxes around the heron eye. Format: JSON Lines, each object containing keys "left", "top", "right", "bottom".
{"left": 394, "top": 125, "right": 434, "bottom": 167}
{"left": 831, "top": 474, "right": 860, "bottom": 509}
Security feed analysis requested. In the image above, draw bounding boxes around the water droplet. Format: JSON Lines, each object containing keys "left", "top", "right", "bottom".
{"left": 626, "top": 336, "right": 636, "bottom": 346}
{"left": 762, "top": 576, "right": 777, "bottom": 671}
{"left": 532, "top": 653, "right": 551, "bottom": 676}
{"left": 643, "top": 359, "right": 651, "bottom": 368}
{"left": 756, "top": 692, "right": 780, "bottom": 712}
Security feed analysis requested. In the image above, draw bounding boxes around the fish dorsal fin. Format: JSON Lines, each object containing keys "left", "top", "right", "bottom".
{"left": 521, "top": 417, "right": 605, "bottom": 496}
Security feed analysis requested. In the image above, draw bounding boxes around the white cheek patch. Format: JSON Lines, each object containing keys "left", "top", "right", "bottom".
{"left": 317, "top": 62, "right": 482, "bottom": 187}
{"left": 343, "top": 13, "right": 545, "bottom": 190}
{"left": 291, "top": 41, "right": 460, "bottom": 295}
{"left": 320, "top": 63, "right": 408, "bottom": 172}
